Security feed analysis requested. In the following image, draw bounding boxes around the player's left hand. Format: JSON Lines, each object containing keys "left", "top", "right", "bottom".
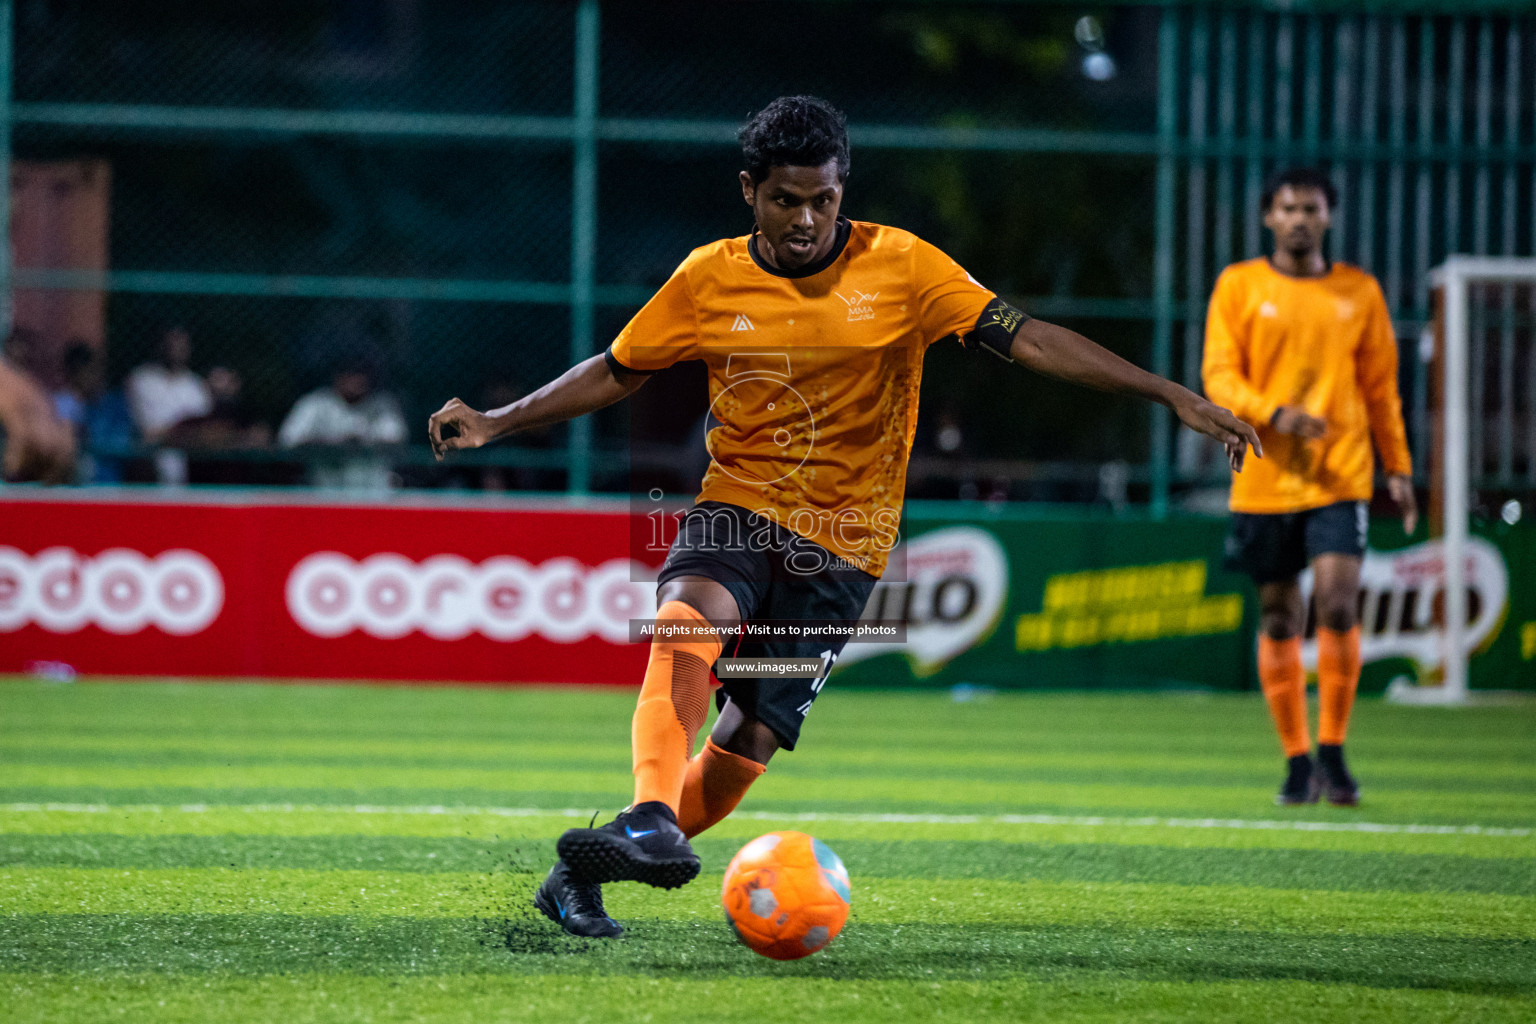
{"left": 1172, "top": 394, "right": 1262, "bottom": 472}
{"left": 1388, "top": 474, "right": 1418, "bottom": 535}
{"left": 427, "top": 397, "right": 493, "bottom": 461}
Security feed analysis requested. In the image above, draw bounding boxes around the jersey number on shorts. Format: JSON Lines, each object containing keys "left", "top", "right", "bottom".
{"left": 796, "top": 649, "right": 838, "bottom": 718}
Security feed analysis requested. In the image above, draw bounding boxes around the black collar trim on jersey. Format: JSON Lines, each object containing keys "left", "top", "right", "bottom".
{"left": 1265, "top": 255, "right": 1334, "bottom": 279}
{"left": 748, "top": 216, "right": 851, "bottom": 279}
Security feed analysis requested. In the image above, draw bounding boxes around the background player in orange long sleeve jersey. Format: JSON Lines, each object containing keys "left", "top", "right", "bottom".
{"left": 1203, "top": 167, "right": 1417, "bottom": 808}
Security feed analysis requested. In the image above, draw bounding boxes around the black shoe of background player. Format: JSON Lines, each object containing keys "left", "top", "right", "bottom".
{"left": 533, "top": 861, "right": 623, "bottom": 938}
{"left": 1275, "top": 753, "right": 1322, "bottom": 806}
{"left": 1317, "top": 743, "right": 1361, "bottom": 807}
{"left": 557, "top": 801, "right": 701, "bottom": 890}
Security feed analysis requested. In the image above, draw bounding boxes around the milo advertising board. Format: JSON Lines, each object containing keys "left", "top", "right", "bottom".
{"left": 831, "top": 506, "right": 1535, "bottom": 693}
{"left": 1340, "top": 518, "right": 1535, "bottom": 694}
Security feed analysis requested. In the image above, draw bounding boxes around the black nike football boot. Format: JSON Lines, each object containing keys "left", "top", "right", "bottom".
{"left": 1275, "top": 753, "right": 1322, "bottom": 806}
{"left": 1317, "top": 743, "right": 1361, "bottom": 807}
{"left": 556, "top": 801, "right": 701, "bottom": 890}
{"left": 533, "top": 861, "right": 623, "bottom": 938}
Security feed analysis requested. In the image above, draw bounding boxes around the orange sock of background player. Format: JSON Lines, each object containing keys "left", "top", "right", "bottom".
{"left": 1258, "top": 635, "right": 1310, "bottom": 757}
{"left": 631, "top": 600, "right": 722, "bottom": 812}
{"left": 1316, "top": 626, "right": 1362, "bottom": 746}
{"left": 677, "top": 737, "right": 767, "bottom": 839}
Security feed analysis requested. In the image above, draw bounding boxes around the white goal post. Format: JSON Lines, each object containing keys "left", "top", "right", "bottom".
{"left": 1408, "top": 256, "right": 1536, "bottom": 705}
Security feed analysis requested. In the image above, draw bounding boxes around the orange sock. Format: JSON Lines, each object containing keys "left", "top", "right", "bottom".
{"left": 1258, "top": 635, "right": 1310, "bottom": 757}
{"left": 677, "top": 737, "right": 767, "bottom": 839}
{"left": 631, "top": 601, "right": 722, "bottom": 812}
{"left": 1316, "top": 625, "right": 1362, "bottom": 746}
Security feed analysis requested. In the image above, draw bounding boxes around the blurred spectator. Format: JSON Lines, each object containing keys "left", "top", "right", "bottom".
{"left": 126, "top": 325, "right": 212, "bottom": 441}
{"left": 54, "top": 341, "right": 136, "bottom": 484}
{"left": 126, "top": 324, "right": 212, "bottom": 484}
{"left": 473, "top": 373, "right": 560, "bottom": 491}
{"left": 0, "top": 332, "right": 75, "bottom": 483}
{"left": 278, "top": 356, "right": 406, "bottom": 492}
{"left": 909, "top": 403, "right": 986, "bottom": 500}
{"left": 3, "top": 326, "right": 45, "bottom": 379}
{"left": 50, "top": 341, "right": 89, "bottom": 429}
{"left": 165, "top": 366, "right": 272, "bottom": 451}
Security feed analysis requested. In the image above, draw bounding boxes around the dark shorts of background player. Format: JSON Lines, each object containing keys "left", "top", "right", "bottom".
{"left": 656, "top": 500, "right": 879, "bottom": 751}
{"left": 1224, "top": 500, "right": 1368, "bottom": 585}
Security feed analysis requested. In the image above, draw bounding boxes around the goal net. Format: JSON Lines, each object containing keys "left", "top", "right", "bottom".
{"left": 1395, "top": 257, "right": 1536, "bottom": 704}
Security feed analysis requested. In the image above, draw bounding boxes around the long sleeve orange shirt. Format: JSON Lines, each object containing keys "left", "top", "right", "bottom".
{"left": 1202, "top": 258, "right": 1412, "bottom": 514}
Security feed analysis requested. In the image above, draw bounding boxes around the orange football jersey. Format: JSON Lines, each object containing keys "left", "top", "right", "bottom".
{"left": 609, "top": 218, "right": 996, "bottom": 576}
{"left": 1202, "top": 258, "right": 1412, "bottom": 514}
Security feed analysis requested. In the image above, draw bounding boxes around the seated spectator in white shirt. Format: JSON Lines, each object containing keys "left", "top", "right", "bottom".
{"left": 278, "top": 357, "right": 406, "bottom": 492}
{"left": 126, "top": 325, "right": 212, "bottom": 442}
{"left": 126, "top": 325, "right": 212, "bottom": 484}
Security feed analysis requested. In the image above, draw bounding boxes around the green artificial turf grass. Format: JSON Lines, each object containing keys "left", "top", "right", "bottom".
{"left": 3, "top": 974, "right": 1532, "bottom": 1024}
{"left": 5, "top": 683, "right": 1532, "bottom": 826}
{"left": 0, "top": 823, "right": 1530, "bottom": 892}
{"left": 5, "top": 804, "right": 1529, "bottom": 858}
{"left": 6, "top": 914, "right": 1536, "bottom": 989}
{"left": 5, "top": 768, "right": 1527, "bottom": 825}
{"left": 8, "top": 866, "right": 1536, "bottom": 938}
{"left": 2, "top": 678, "right": 1534, "bottom": 1023}
{"left": 6, "top": 833, "right": 1535, "bottom": 895}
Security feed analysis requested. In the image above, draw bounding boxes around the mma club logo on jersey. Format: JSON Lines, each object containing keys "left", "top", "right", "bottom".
{"left": 835, "top": 290, "right": 878, "bottom": 322}
{"left": 0, "top": 546, "right": 224, "bottom": 636}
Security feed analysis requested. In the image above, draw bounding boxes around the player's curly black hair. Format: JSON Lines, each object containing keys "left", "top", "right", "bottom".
{"left": 1261, "top": 167, "right": 1339, "bottom": 211}
{"left": 739, "top": 95, "right": 850, "bottom": 184}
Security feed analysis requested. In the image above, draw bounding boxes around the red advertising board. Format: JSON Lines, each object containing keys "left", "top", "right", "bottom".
{"left": 0, "top": 494, "right": 659, "bottom": 684}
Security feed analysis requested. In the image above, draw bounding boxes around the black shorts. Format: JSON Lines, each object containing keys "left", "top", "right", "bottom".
{"left": 656, "top": 501, "right": 879, "bottom": 750}
{"left": 1224, "top": 500, "right": 1368, "bottom": 585}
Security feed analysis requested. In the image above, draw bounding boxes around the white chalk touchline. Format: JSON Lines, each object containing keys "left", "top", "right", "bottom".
{"left": 0, "top": 802, "right": 1530, "bottom": 838}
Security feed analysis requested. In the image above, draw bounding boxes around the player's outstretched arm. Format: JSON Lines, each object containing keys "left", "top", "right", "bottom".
{"left": 428, "top": 353, "right": 646, "bottom": 461}
{"left": 0, "top": 360, "right": 75, "bottom": 483}
{"left": 1008, "top": 317, "right": 1262, "bottom": 471}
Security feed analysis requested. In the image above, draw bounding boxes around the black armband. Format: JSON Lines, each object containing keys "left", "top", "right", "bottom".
{"left": 963, "top": 298, "right": 1030, "bottom": 362}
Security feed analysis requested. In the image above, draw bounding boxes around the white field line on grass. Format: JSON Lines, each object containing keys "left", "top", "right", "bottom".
{"left": 1, "top": 802, "right": 1530, "bottom": 838}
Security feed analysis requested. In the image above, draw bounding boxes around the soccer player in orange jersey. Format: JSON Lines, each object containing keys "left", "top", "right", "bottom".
{"left": 1203, "top": 167, "right": 1417, "bottom": 808}
{"left": 429, "top": 96, "right": 1260, "bottom": 938}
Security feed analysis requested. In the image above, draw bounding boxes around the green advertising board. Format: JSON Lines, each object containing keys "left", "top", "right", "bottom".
{"left": 1358, "top": 515, "right": 1535, "bottom": 695}
{"left": 832, "top": 505, "right": 1535, "bottom": 694}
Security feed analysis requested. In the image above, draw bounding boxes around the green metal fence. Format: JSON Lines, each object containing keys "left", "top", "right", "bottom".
{"left": 3, "top": 1, "right": 1532, "bottom": 505}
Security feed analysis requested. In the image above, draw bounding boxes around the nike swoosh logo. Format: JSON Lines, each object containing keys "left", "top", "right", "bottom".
{"left": 625, "top": 827, "right": 658, "bottom": 839}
